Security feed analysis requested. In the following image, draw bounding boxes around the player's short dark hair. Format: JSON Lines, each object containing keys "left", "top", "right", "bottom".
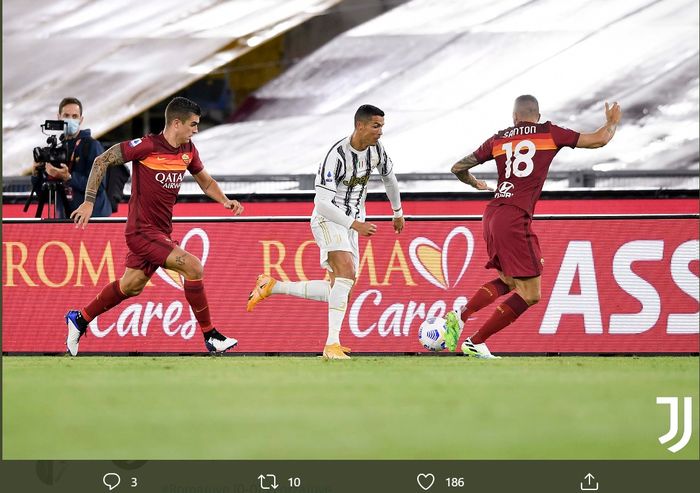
{"left": 59, "top": 97, "right": 83, "bottom": 116}
{"left": 354, "top": 104, "right": 385, "bottom": 125}
{"left": 165, "top": 97, "right": 202, "bottom": 125}
{"left": 513, "top": 95, "right": 539, "bottom": 117}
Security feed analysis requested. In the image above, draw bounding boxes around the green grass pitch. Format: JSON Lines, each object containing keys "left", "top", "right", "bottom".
{"left": 3, "top": 356, "right": 698, "bottom": 459}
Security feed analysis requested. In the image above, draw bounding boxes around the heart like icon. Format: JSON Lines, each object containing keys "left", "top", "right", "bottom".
{"left": 409, "top": 226, "right": 474, "bottom": 290}
{"left": 416, "top": 473, "right": 435, "bottom": 491}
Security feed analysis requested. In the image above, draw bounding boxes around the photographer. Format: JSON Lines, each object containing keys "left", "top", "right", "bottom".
{"left": 32, "top": 97, "right": 112, "bottom": 217}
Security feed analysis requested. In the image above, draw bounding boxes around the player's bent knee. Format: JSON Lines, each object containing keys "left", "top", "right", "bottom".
{"left": 122, "top": 285, "right": 144, "bottom": 297}
{"left": 182, "top": 258, "right": 204, "bottom": 280}
{"left": 524, "top": 293, "right": 541, "bottom": 306}
{"left": 328, "top": 258, "right": 354, "bottom": 279}
{"left": 187, "top": 266, "right": 204, "bottom": 280}
{"left": 119, "top": 276, "right": 147, "bottom": 297}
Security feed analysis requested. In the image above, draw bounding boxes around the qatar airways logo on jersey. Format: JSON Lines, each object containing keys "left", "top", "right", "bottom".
{"left": 155, "top": 172, "right": 185, "bottom": 190}
{"left": 495, "top": 181, "right": 514, "bottom": 198}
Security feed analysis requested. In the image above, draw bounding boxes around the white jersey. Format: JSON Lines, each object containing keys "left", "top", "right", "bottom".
{"left": 312, "top": 136, "right": 394, "bottom": 223}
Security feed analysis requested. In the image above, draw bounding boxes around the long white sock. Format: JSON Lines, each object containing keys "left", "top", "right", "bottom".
{"left": 326, "top": 277, "right": 354, "bottom": 345}
{"left": 271, "top": 280, "right": 330, "bottom": 302}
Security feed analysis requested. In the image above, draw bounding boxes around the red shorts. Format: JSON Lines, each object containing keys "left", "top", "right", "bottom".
{"left": 482, "top": 204, "right": 543, "bottom": 278}
{"left": 125, "top": 229, "right": 178, "bottom": 278}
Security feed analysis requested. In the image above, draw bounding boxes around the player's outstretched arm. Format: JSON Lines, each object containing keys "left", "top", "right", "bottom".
{"left": 451, "top": 153, "right": 493, "bottom": 191}
{"left": 576, "top": 101, "right": 622, "bottom": 149}
{"left": 71, "top": 144, "right": 125, "bottom": 229}
{"left": 193, "top": 170, "right": 243, "bottom": 215}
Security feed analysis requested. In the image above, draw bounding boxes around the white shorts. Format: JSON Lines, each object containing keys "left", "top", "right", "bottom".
{"left": 310, "top": 216, "right": 359, "bottom": 273}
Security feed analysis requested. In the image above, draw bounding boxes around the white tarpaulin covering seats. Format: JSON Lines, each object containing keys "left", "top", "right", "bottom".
{"left": 193, "top": 0, "right": 698, "bottom": 186}
{"left": 2, "top": 0, "right": 341, "bottom": 176}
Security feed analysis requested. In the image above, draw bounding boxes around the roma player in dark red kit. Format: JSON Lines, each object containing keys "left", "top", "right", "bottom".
{"left": 446, "top": 95, "right": 622, "bottom": 358}
{"left": 65, "top": 97, "right": 244, "bottom": 355}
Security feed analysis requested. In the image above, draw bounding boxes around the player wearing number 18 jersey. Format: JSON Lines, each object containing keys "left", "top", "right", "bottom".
{"left": 478, "top": 121, "right": 580, "bottom": 216}
{"left": 445, "top": 95, "right": 622, "bottom": 358}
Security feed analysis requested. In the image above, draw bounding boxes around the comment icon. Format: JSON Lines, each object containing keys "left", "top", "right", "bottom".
{"left": 103, "top": 472, "right": 121, "bottom": 491}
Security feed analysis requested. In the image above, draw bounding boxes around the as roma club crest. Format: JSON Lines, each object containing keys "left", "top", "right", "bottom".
{"left": 181, "top": 153, "right": 191, "bottom": 165}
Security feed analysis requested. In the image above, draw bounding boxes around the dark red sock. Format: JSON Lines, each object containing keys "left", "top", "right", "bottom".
{"left": 184, "top": 279, "right": 213, "bottom": 332}
{"left": 461, "top": 278, "right": 511, "bottom": 323}
{"left": 82, "top": 280, "right": 130, "bottom": 322}
{"left": 470, "top": 293, "right": 530, "bottom": 344}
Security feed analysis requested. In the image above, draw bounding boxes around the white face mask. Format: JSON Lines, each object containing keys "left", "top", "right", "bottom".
{"left": 64, "top": 118, "right": 80, "bottom": 136}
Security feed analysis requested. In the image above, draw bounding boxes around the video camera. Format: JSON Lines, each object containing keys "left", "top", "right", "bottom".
{"left": 25, "top": 120, "right": 72, "bottom": 218}
{"left": 32, "top": 120, "right": 68, "bottom": 168}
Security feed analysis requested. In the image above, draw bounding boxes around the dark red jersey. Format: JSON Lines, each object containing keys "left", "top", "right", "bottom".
{"left": 120, "top": 133, "right": 203, "bottom": 236}
{"left": 473, "top": 121, "right": 579, "bottom": 216}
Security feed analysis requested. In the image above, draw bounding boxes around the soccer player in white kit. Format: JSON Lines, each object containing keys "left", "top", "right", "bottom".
{"left": 247, "top": 105, "right": 405, "bottom": 359}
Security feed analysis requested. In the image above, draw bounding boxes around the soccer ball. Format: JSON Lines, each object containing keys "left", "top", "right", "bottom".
{"left": 418, "top": 317, "right": 447, "bottom": 351}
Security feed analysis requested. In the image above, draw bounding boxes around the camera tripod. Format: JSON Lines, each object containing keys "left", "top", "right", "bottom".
{"left": 24, "top": 175, "right": 72, "bottom": 219}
